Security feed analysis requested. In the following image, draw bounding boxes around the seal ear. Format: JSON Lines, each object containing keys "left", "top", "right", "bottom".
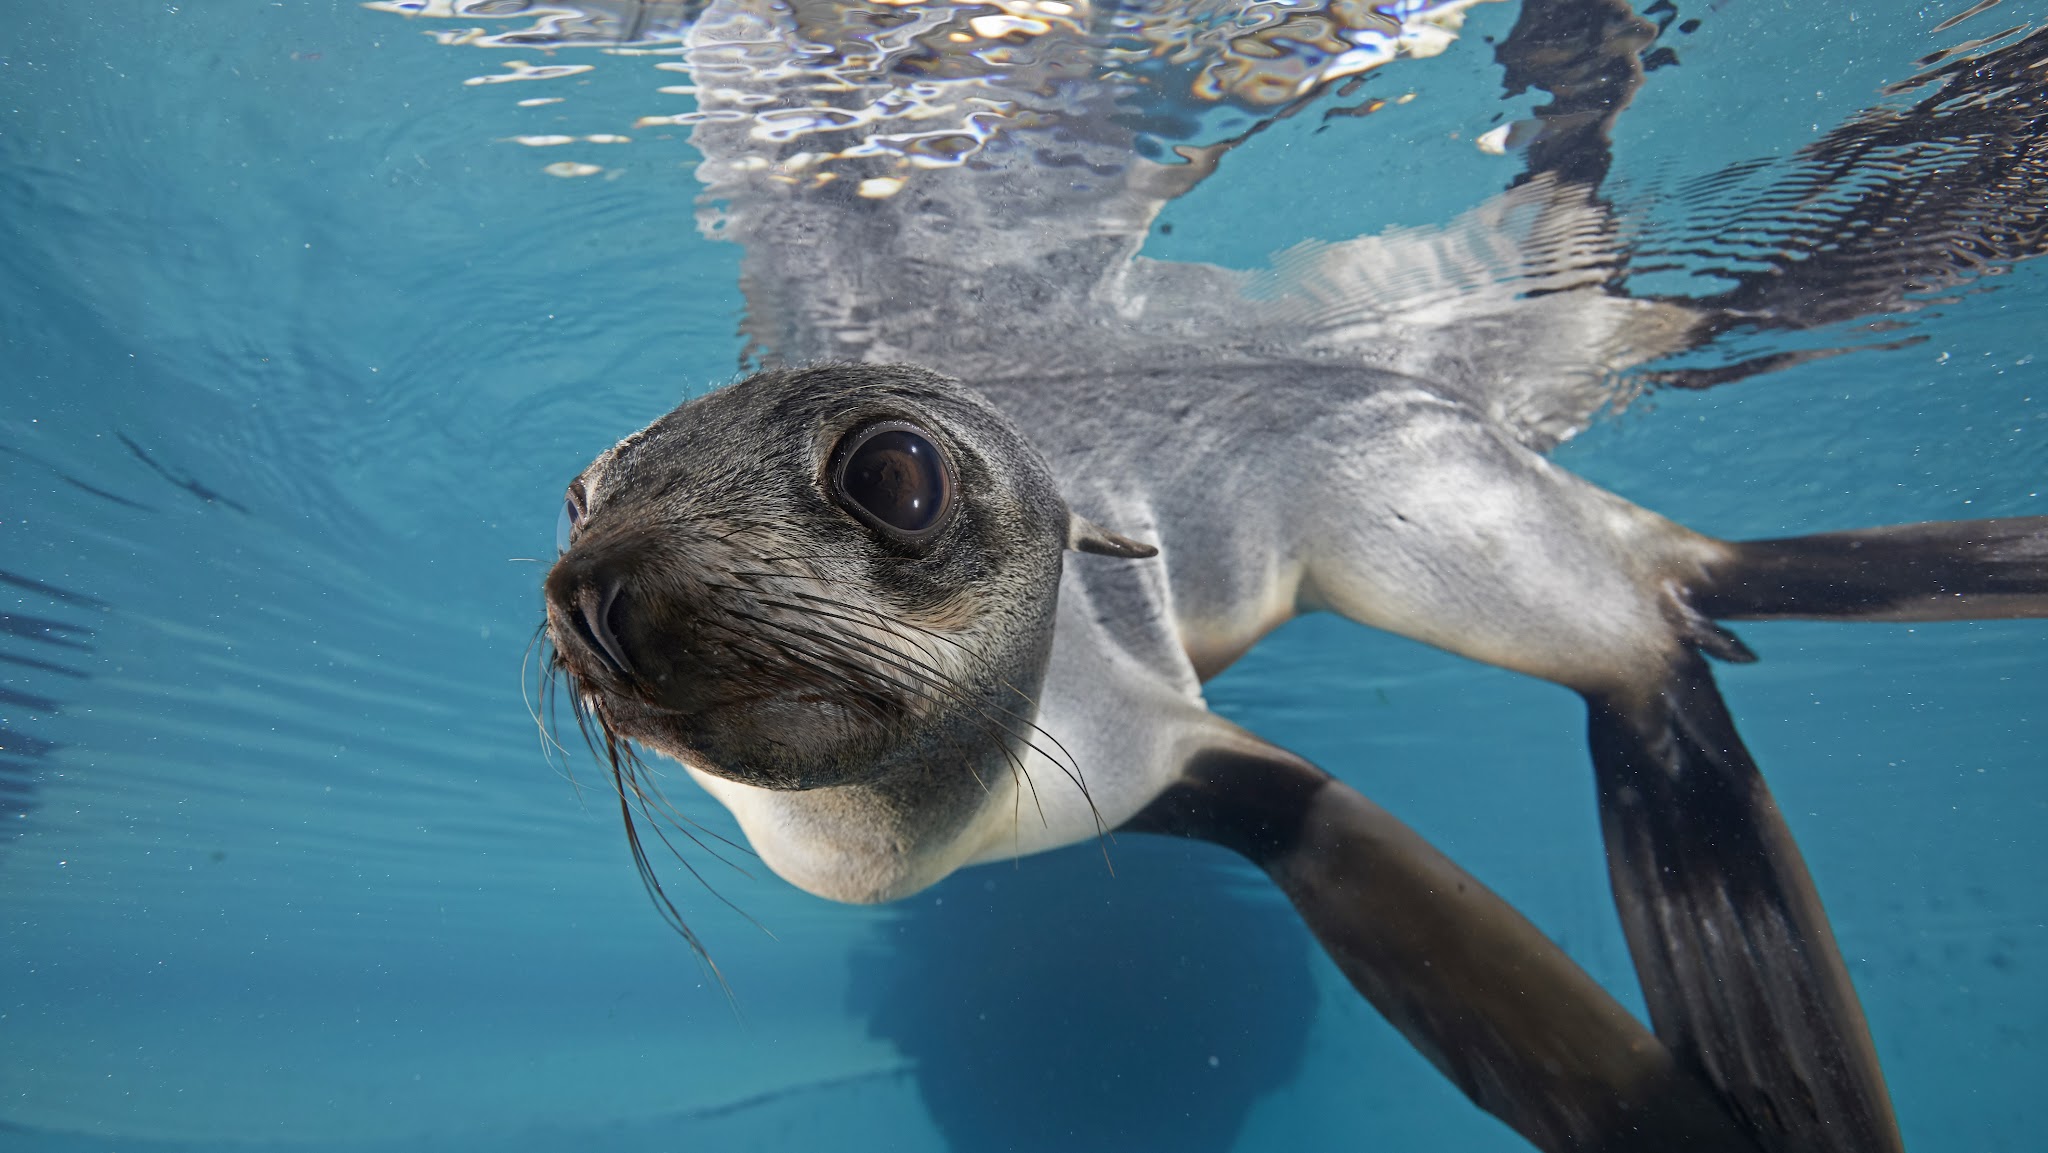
{"left": 1067, "top": 512, "right": 1158, "bottom": 559}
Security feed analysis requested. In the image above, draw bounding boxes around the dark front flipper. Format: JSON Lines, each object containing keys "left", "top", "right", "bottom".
{"left": 1126, "top": 742, "right": 1756, "bottom": 1153}
{"left": 1587, "top": 653, "right": 1901, "bottom": 1153}
{"left": 1696, "top": 516, "right": 2048, "bottom": 622}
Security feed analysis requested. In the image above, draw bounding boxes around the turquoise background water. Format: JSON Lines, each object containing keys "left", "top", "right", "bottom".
{"left": 2, "top": 2, "right": 2043, "bottom": 1150}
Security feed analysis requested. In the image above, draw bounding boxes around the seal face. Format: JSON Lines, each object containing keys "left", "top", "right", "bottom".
{"left": 543, "top": 363, "right": 1069, "bottom": 795}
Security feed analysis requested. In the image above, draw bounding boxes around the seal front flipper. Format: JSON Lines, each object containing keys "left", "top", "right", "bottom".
{"left": 1586, "top": 651, "right": 1901, "bottom": 1153}
{"left": 1125, "top": 735, "right": 1757, "bottom": 1153}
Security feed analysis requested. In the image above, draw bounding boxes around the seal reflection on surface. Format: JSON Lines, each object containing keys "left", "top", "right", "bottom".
{"left": 851, "top": 838, "right": 1314, "bottom": 1153}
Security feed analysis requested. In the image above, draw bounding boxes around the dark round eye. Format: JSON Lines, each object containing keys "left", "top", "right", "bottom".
{"left": 831, "top": 421, "right": 954, "bottom": 539}
{"left": 555, "top": 491, "right": 582, "bottom": 555}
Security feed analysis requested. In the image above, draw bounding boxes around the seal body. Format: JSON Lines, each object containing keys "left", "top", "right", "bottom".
{"left": 667, "top": 361, "right": 1725, "bottom": 901}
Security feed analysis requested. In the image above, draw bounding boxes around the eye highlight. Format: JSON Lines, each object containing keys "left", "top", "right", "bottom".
{"left": 831, "top": 421, "right": 955, "bottom": 541}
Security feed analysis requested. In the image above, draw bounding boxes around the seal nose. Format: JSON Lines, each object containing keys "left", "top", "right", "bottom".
{"left": 573, "top": 579, "right": 635, "bottom": 678}
{"left": 546, "top": 548, "right": 641, "bottom": 681}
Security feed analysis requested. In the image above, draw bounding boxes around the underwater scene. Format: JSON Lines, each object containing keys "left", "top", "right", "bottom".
{"left": 3, "top": 0, "right": 2044, "bottom": 1150}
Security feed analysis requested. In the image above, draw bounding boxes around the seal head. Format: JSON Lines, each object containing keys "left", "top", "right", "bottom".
{"left": 544, "top": 363, "right": 1142, "bottom": 802}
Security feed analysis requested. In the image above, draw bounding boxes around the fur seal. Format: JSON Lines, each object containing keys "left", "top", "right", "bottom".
{"left": 510, "top": 2, "right": 2048, "bottom": 1151}
{"left": 546, "top": 358, "right": 2046, "bottom": 1152}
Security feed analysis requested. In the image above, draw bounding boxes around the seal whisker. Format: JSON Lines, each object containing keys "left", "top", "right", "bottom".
{"left": 716, "top": 609, "right": 958, "bottom": 736}
{"left": 600, "top": 723, "right": 776, "bottom": 946}
{"left": 614, "top": 783, "right": 740, "bottom": 1013}
{"left": 551, "top": 638, "right": 763, "bottom": 866}
{"left": 721, "top": 559, "right": 1099, "bottom": 810}
{"left": 681, "top": 621, "right": 863, "bottom": 713}
{"left": 577, "top": 721, "right": 737, "bottom": 1005}
{"left": 541, "top": 663, "right": 774, "bottom": 1003}
{"left": 712, "top": 586, "right": 961, "bottom": 676}
{"left": 618, "top": 769, "right": 772, "bottom": 930}
{"left": 691, "top": 615, "right": 912, "bottom": 733}
{"left": 749, "top": 550, "right": 888, "bottom": 564}
{"left": 726, "top": 588, "right": 1083, "bottom": 819}
{"left": 611, "top": 762, "right": 761, "bottom": 876}
{"left": 521, "top": 624, "right": 585, "bottom": 786}
{"left": 730, "top": 573, "right": 973, "bottom": 666}
{"left": 733, "top": 577, "right": 1099, "bottom": 824}
{"left": 726, "top": 555, "right": 1098, "bottom": 791}
{"left": 728, "top": 608, "right": 1059, "bottom": 822}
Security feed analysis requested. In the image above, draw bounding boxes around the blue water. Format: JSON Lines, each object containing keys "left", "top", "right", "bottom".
{"left": 2, "top": 1, "right": 2043, "bottom": 1150}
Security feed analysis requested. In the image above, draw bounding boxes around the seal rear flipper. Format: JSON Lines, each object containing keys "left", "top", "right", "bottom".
{"left": 1125, "top": 740, "right": 1757, "bottom": 1153}
{"left": 1696, "top": 516, "right": 2048, "bottom": 622}
{"left": 1587, "top": 652, "right": 1902, "bottom": 1153}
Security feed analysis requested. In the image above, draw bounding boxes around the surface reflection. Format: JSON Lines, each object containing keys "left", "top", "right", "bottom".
{"left": 369, "top": 0, "right": 1502, "bottom": 188}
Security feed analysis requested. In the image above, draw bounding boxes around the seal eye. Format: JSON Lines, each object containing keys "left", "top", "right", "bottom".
{"left": 832, "top": 421, "right": 954, "bottom": 539}
{"left": 555, "top": 491, "right": 582, "bottom": 555}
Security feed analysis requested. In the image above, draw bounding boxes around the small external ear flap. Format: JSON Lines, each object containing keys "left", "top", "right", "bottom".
{"left": 1068, "top": 512, "right": 1159, "bottom": 558}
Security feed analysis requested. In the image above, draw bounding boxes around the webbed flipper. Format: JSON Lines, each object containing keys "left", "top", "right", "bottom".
{"left": 1594, "top": 513, "right": 2048, "bottom": 1146}
{"left": 1586, "top": 653, "right": 1901, "bottom": 1153}
{"left": 1697, "top": 516, "right": 2048, "bottom": 623}
{"left": 1126, "top": 738, "right": 1758, "bottom": 1153}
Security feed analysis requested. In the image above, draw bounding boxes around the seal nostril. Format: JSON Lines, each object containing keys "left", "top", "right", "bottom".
{"left": 576, "top": 580, "right": 636, "bottom": 678}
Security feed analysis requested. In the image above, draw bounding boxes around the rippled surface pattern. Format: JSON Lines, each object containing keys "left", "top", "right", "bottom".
{"left": 3, "top": 1, "right": 2045, "bottom": 1150}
